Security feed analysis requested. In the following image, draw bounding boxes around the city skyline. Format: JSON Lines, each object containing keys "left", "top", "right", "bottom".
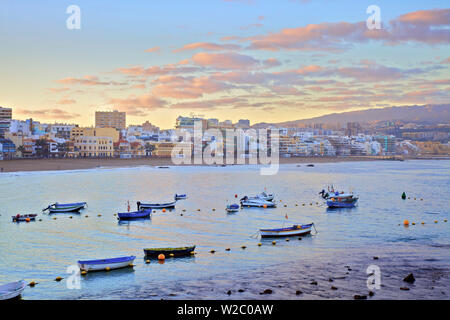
{"left": 1, "top": 1, "right": 449, "bottom": 129}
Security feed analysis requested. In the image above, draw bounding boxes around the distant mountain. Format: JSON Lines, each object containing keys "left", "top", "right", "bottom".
{"left": 252, "top": 104, "right": 450, "bottom": 128}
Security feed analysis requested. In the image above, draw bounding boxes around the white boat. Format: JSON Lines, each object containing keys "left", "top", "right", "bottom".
{"left": 43, "top": 202, "right": 87, "bottom": 213}
{"left": 78, "top": 255, "right": 136, "bottom": 272}
{"left": 0, "top": 280, "right": 27, "bottom": 300}
{"left": 250, "top": 192, "right": 274, "bottom": 202}
{"left": 260, "top": 223, "right": 314, "bottom": 238}
{"left": 137, "top": 201, "right": 176, "bottom": 210}
{"left": 240, "top": 196, "right": 276, "bottom": 208}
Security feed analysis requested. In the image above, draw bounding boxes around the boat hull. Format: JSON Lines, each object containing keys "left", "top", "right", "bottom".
{"left": 48, "top": 205, "right": 86, "bottom": 213}
{"left": 78, "top": 256, "right": 136, "bottom": 272}
{"left": 118, "top": 210, "right": 151, "bottom": 220}
{"left": 0, "top": 280, "right": 27, "bottom": 300}
{"left": 143, "top": 246, "right": 196, "bottom": 257}
{"left": 260, "top": 224, "right": 313, "bottom": 238}
{"left": 12, "top": 214, "right": 37, "bottom": 222}
{"left": 138, "top": 201, "right": 176, "bottom": 209}
{"left": 241, "top": 201, "right": 276, "bottom": 208}
{"left": 326, "top": 200, "right": 358, "bottom": 208}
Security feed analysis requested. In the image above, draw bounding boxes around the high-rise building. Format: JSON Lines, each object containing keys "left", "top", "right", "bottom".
{"left": 0, "top": 106, "right": 12, "bottom": 138}
{"left": 95, "top": 110, "right": 126, "bottom": 130}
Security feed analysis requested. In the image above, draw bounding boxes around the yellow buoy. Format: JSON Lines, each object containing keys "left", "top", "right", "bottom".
{"left": 272, "top": 241, "right": 276, "bottom": 245}
{"left": 286, "top": 238, "right": 290, "bottom": 241}
{"left": 146, "top": 260, "right": 150, "bottom": 264}
{"left": 53, "top": 217, "right": 57, "bottom": 220}
{"left": 105, "top": 267, "right": 110, "bottom": 271}
{"left": 421, "top": 222, "right": 425, "bottom": 225}
{"left": 55, "top": 276, "right": 62, "bottom": 281}
{"left": 295, "top": 204, "right": 298, "bottom": 206}
{"left": 191, "top": 251, "right": 196, "bottom": 255}
{"left": 284, "top": 205, "right": 287, "bottom": 207}
{"left": 403, "top": 220, "right": 409, "bottom": 226}
{"left": 212, "top": 209, "right": 215, "bottom": 211}
{"left": 113, "top": 213, "right": 117, "bottom": 216}
{"left": 69, "top": 216, "right": 72, "bottom": 219}
{"left": 158, "top": 254, "right": 165, "bottom": 260}
{"left": 128, "top": 263, "right": 134, "bottom": 267}
{"left": 98, "top": 214, "right": 101, "bottom": 217}
{"left": 81, "top": 271, "right": 87, "bottom": 275}
{"left": 258, "top": 243, "right": 262, "bottom": 246}
{"left": 29, "top": 281, "right": 36, "bottom": 287}
{"left": 197, "top": 209, "right": 201, "bottom": 211}
{"left": 434, "top": 220, "right": 438, "bottom": 223}
{"left": 412, "top": 222, "right": 415, "bottom": 225}
{"left": 444, "top": 219, "right": 447, "bottom": 222}
{"left": 169, "top": 253, "right": 175, "bottom": 257}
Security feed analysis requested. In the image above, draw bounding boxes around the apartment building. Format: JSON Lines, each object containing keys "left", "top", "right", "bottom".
{"left": 95, "top": 110, "right": 126, "bottom": 130}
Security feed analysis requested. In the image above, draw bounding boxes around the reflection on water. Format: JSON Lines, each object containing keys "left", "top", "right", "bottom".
{"left": 0, "top": 160, "right": 449, "bottom": 299}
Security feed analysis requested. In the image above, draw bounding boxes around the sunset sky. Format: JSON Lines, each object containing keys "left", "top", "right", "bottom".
{"left": 0, "top": 0, "right": 449, "bottom": 129}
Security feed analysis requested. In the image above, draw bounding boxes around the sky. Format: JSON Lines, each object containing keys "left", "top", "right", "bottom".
{"left": 0, "top": 0, "right": 449, "bottom": 129}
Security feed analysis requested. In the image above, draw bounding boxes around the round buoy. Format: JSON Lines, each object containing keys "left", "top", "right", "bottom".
{"left": 241, "top": 246, "right": 246, "bottom": 249}
{"left": 284, "top": 204, "right": 287, "bottom": 207}
{"left": 146, "top": 260, "right": 150, "bottom": 264}
{"left": 25, "top": 218, "right": 30, "bottom": 222}
{"left": 434, "top": 220, "right": 438, "bottom": 223}
{"left": 286, "top": 238, "right": 290, "bottom": 242}
{"left": 85, "top": 215, "right": 88, "bottom": 218}
{"left": 295, "top": 204, "right": 298, "bottom": 206}
{"left": 53, "top": 217, "right": 57, "bottom": 220}
{"left": 212, "top": 208, "right": 215, "bottom": 211}
{"left": 235, "top": 194, "right": 238, "bottom": 198}
{"left": 29, "top": 281, "right": 36, "bottom": 287}
{"left": 98, "top": 214, "right": 101, "bottom": 217}
{"left": 81, "top": 271, "right": 87, "bottom": 275}
{"left": 225, "top": 248, "right": 230, "bottom": 251}
{"left": 191, "top": 251, "right": 196, "bottom": 255}
{"left": 272, "top": 241, "right": 276, "bottom": 245}
{"left": 420, "top": 198, "right": 423, "bottom": 201}
{"left": 105, "top": 267, "right": 110, "bottom": 271}
{"left": 162, "top": 209, "right": 166, "bottom": 213}
{"left": 113, "top": 213, "right": 117, "bottom": 216}
{"left": 197, "top": 209, "right": 201, "bottom": 211}
{"left": 38, "top": 219, "right": 42, "bottom": 221}
{"left": 401, "top": 192, "right": 406, "bottom": 199}
{"left": 421, "top": 222, "right": 425, "bottom": 225}
{"left": 69, "top": 216, "right": 72, "bottom": 219}
{"left": 210, "top": 250, "right": 216, "bottom": 254}
{"left": 169, "top": 253, "right": 175, "bottom": 257}
{"left": 55, "top": 276, "right": 62, "bottom": 281}
{"left": 403, "top": 220, "right": 409, "bottom": 226}
{"left": 263, "top": 204, "right": 267, "bottom": 208}
{"left": 412, "top": 222, "right": 416, "bottom": 225}
{"left": 444, "top": 219, "right": 447, "bottom": 222}
{"left": 302, "top": 204, "right": 305, "bottom": 206}
{"left": 128, "top": 263, "right": 134, "bottom": 267}
{"left": 158, "top": 254, "right": 165, "bottom": 260}
{"left": 258, "top": 243, "right": 262, "bottom": 246}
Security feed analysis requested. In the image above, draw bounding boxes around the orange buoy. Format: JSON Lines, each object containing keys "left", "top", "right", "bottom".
{"left": 25, "top": 218, "right": 30, "bottom": 222}
{"left": 146, "top": 260, "right": 150, "bottom": 264}
{"left": 263, "top": 204, "right": 267, "bottom": 208}
{"left": 403, "top": 220, "right": 409, "bottom": 226}
{"left": 162, "top": 209, "right": 166, "bottom": 213}
{"left": 158, "top": 254, "right": 165, "bottom": 260}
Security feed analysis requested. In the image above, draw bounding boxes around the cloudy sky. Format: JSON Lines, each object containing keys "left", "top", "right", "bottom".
{"left": 0, "top": 0, "right": 449, "bottom": 128}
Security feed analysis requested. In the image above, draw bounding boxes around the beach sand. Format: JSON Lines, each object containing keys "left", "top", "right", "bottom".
{"left": 0, "top": 156, "right": 409, "bottom": 173}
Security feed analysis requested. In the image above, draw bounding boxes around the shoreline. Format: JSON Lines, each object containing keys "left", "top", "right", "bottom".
{"left": 0, "top": 156, "right": 448, "bottom": 173}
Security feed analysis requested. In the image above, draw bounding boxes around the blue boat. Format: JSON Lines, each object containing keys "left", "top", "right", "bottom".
{"left": 226, "top": 204, "right": 240, "bottom": 213}
{"left": 174, "top": 194, "right": 187, "bottom": 200}
{"left": 117, "top": 209, "right": 151, "bottom": 220}
{"left": 326, "top": 198, "right": 358, "bottom": 208}
{"left": 78, "top": 255, "right": 136, "bottom": 272}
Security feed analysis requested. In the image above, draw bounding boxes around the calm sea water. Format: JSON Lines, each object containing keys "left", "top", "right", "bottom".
{"left": 0, "top": 160, "right": 449, "bottom": 299}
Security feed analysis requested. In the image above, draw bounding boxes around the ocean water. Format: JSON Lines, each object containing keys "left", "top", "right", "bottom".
{"left": 0, "top": 160, "right": 449, "bottom": 299}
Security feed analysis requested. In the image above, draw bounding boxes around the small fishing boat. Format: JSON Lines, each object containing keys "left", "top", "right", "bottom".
{"left": 326, "top": 197, "right": 358, "bottom": 208}
{"left": 260, "top": 223, "right": 315, "bottom": 238}
{"left": 117, "top": 209, "right": 151, "bottom": 220}
{"left": 240, "top": 196, "right": 276, "bottom": 208}
{"left": 226, "top": 204, "right": 240, "bottom": 213}
{"left": 78, "top": 255, "right": 136, "bottom": 272}
{"left": 306, "top": 164, "right": 315, "bottom": 167}
{"left": 0, "top": 280, "right": 28, "bottom": 300}
{"left": 250, "top": 192, "right": 274, "bottom": 202}
{"left": 143, "top": 246, "right": 196, "bottom": 258}
{"left": 174, "top": 194, "right": 187, "bottom": 200}
{"left": 43, "top": 202, "right": 87, "bottom": 213}
{"left": 12, "top": 213, "right": 37, "bottom": 222}
{"left": 137, "top": 201, "right": 176, "bottom": 210}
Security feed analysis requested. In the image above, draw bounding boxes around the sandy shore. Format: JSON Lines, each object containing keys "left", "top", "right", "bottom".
{"left": 0, "top": 155, "right": 441, "bottom": 173}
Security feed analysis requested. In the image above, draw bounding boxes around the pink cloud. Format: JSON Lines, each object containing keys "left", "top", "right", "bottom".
{"left": 191, "top": 52, "right": 259, "bottom": 69}
{"left": 16, "top": 108, "right": 80, "bottom": 120}
{"left": 173, "top": 42, "right": 241, "bottom": 53}
{"left": 144, "top": 46, "right": 161, "bottom": 53}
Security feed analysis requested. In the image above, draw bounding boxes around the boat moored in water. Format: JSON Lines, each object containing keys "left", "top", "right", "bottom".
{"left": 117, "top": 209, "right": 151, "bottom": 220}
{"left": 174, "top": 194, "right": 187, "bottom": 200}
{"left": 326, "top": 197, "right": 358, "bottom": 208}
{"left": 0, "top": 280, "right": 28, "bottom": 300}
{"left": 12, "top": 213, "right": 37, "bottom": 222}
{"left": 137, "top": 201, "right": 176, "bottom": 210}
{"left": 249, "top": 192, "right": 274, "bottom": 202}
{"left": 226, "top": 204, "right": 240, "bottom": 213}
{"left": 240, "top": 196, "right": 276, "bottom": 208}
{"left": 78, "top": 255, "right": 136, "bottom": 272}
{"left": 143, "top": 245, "right": 196, "bottom": 258}
{"left": 43, "top": 202, "right": 87, "bottom": 213}
{"left": 260, "top": 223, "right": 315, "bottom": 238}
